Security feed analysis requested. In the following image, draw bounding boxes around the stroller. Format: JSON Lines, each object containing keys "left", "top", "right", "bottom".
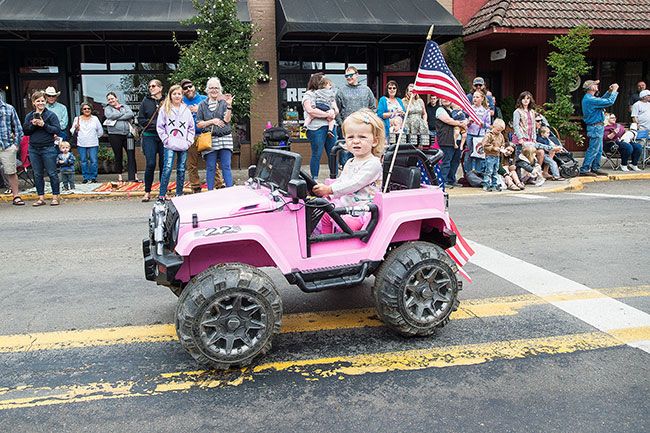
{"left": 262, "top": 126, "right": 291, "bottom": 150}
{"left": 553, "top": 151, "right": 579, "bottom": 178}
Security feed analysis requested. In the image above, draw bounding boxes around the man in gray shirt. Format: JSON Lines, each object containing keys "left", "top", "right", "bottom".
{"left": 335, "top": 67, "right": 376, "bottom": 163}
{"left": 335, "top": 66, "right": 376, "bottom": 123}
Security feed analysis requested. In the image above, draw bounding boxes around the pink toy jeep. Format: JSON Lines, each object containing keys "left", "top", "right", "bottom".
{"left": 143, "top": 146, "right": 462, "bottom": 370}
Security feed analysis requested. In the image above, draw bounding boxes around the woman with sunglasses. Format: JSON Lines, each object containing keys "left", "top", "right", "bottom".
{"left": 377, "top": 81, "right": 405, "bottom": 139}
{"left": 70, "top": 102, "right": 103, "bottom": 184}
{"left": 138, "top": 79, "right": 164, "bottom": 202}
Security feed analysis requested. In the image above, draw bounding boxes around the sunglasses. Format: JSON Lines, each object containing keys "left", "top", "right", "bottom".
{"left": 344, "top": 73, "right": 356, "bottom": 79}
{"left": 474, "top": 84, "right": 484, "bottom": 87}
{"left": 388, "top": 86, "right": 397, "bottom": 90}
{"left": 148, "top": 84, "right": 158, "bottom": 88}
{"left": 82, "top": 107, "right": 91, "bottom": 111}
{"left": 182, "top": 85, "right": 193, "bottom": 90}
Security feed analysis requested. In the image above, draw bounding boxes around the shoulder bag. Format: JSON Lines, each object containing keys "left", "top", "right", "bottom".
{"left": 197, "top": 126, "right": 214, "bottom": 152}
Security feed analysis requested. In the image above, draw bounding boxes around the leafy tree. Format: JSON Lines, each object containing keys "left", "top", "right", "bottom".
{"left": 170, "top": 0, "right": 268, "bottom": 121}
{"left": 544, "top": 25, "right": 592, "bottom": 145}
{"left": 443, "top": 37, "right": 471, "bottom": 91}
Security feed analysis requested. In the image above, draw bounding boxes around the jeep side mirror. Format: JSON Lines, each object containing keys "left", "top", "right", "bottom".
{"left": 287, "top": 179, "right": 307, "bottom": 203}
{"left": 248, "top": 165, "right": 257, "bottom": 179}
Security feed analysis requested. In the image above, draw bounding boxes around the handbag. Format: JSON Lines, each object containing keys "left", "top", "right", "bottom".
{"left": 196, "top": 127, "right": 213, "bottom": 152}
{"left": 70, "top": 117, "right": 80, "bottom": 147}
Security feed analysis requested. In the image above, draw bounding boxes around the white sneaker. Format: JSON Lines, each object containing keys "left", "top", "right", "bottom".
{"left": 534, "top": 178, "right": 546, "bottom": 187}
{"left": 629, "top": 165, "right": 641, "bottom": 172}
{"left": 620, "top": 165, "right": 629, "bottom": 172}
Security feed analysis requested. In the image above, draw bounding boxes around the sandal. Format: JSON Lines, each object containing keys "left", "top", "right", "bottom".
{"left": 32, "top": 199, "right": 46, "bottom": 207}
{"left": 141, "top": 193, "right": 151, "bottom": 203}
{"left": 12, "top": 196, "right": 25, "bottom": 206}
{"left": 50, "top": 198, "right": 60, "bottom": 206}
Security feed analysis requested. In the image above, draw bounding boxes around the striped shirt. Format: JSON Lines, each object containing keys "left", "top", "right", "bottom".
{"left": 0, "top": 101, "right": 23, "bottom": 150}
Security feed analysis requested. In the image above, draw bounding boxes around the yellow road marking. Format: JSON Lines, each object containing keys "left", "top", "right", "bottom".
{"left": 1, "top": 328, "right": 648, "bottom": 411}
{"left": 0, "top": 285, "right": 648, "bottom": 353}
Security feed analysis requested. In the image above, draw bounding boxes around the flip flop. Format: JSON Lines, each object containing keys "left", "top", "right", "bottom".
{"left": 50, "top": 199, "right": 60, "bottom": 206}
{"left": 32, "top": 199, "right": 46, "bottom": 207}
{"left": 141, "top": 194, "right": 151, "bottom": 203}
{"left": 12, "top": 196, "right": 25, "bottom": 206}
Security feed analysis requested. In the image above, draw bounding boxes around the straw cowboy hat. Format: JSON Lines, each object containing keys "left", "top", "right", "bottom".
{"left": 44, "top": 86, "right": 61, "bottom": 97}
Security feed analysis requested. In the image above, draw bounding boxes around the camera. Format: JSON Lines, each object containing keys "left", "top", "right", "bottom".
{"left": 33, "top": 113, "right": 42, "bottom": 120}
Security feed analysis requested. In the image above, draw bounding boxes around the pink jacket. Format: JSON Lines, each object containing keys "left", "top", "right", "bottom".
{"left": 156, "top": 104, "right": 195, "bottom": 151}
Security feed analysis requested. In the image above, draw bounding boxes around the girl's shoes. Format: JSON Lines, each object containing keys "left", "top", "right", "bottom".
{"left": 141, "top": 193, "right": 151, "bottom": 203}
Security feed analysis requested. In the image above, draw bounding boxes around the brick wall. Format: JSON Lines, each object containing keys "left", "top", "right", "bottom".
{"left": 452, "top": 0, "right": 488, "bottom": 25}
{"left": 248, "top": 0, "right": 278, "bottom": 164}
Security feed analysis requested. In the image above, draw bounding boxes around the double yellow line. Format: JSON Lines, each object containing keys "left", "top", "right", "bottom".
{"left": 1, "top": 286, "right": 648, "bottom": 353}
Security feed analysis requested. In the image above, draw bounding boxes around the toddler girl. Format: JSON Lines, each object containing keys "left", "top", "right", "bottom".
{"left": 516, "top": 145, "right": 545, "bottom": 186}
{"left": 313, "top": 109, "right": 384, "bottom": 234}
{"left": 56, "top": 140, "right": 76, "bottom": 192}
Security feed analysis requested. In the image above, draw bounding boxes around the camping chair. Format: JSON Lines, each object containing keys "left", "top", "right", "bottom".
{"left": 636, "top": 129, "right": 649, "bottom": 168}
{"left": 602, "top": 141, "right": 621, "bottom": 170}
{"left": 16, "top": 136, "right": 35, "bottom": 188}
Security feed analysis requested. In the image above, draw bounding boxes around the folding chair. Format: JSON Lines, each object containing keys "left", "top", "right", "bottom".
{"left": 636, "top": 129, "right": 649, "bottom": 168}
{"left": 14, "top": 136, "right": 35, "bottom": 188}
{"left": 602, "top": 141, "right": 621, "bottom": 170}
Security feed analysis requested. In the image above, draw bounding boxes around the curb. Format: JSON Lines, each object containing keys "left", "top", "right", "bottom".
{"left": 2, "top": 173, "right": 650, "bottom": 203}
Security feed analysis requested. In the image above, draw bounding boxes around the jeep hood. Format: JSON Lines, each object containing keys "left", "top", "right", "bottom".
{"left": 172, "top": 186, "right": 276, "bottom": 223}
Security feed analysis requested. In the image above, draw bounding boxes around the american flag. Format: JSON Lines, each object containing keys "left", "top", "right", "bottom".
{"left": 412, "top": 41, "right": 483, "bottom": 126}
{"left": 446, "top": 218, "right": 475, "bottom": 283}
{"left": 418, "top": 161, "right": 473, "bottom": 281}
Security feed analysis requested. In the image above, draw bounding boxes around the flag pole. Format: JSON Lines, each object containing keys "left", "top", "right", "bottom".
{"left": 383, "top": 25, "right": 434, "bottom": 193}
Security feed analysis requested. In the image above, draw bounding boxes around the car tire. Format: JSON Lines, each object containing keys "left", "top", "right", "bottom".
{"left": 372, "top": 241, "right": 460, "bottom": 336}
{"left": 176, "top": 263, "right": 282, "bottom": 370}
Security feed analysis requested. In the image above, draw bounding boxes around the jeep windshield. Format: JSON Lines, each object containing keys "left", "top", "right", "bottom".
{"left": 254, "top": 149, "right": 302, "bottom": 195}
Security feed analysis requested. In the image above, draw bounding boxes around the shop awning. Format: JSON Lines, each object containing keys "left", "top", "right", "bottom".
{"left": 0, "top": 0, "right": 250, "bottom": 32}
{"left": 276, "top": 0, "right": 462, "bottom": 43}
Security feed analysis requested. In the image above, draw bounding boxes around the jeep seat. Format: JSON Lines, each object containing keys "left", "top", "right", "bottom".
{"left": 384, "top": 165, "right": 421, "bottom": 191}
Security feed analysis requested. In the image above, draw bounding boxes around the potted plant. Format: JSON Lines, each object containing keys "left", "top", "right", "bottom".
{"left": 97, "top": 145, "right": 116, "bottom": 174}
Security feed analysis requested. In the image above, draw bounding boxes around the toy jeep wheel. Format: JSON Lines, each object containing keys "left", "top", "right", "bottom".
{"left": 373, "top": 241, "right": 459, "bottom": 336}
{"left": 176, "top": 263, "right": 282, "bottom": 370}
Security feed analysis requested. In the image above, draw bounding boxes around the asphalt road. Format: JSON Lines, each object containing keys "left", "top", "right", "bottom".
{"left": 0, "top": 180, "right": 648, "bottom": 432}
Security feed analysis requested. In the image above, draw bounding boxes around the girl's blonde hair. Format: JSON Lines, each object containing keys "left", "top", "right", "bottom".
{"left": 59, "top": 140, "right": 71, "bottom": 150}
{"left": 538, "top": 125, "right": 550, "bottom": 135}
{"left": 492, "top": 118, "right": 506, "bottom": 130}
{"left": 342, "top": 108, "right": 385, "bottom": 157}
{"left": 522, "top": 145, "right": 537, "bottom": 164}
{"left": 473, "top": 90, "right": 488, "bottom": 108}
{"left": 162, "top": 84, "right": 183, "bottom": 114}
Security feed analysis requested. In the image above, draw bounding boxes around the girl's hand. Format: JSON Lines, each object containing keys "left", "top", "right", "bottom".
{"left": 313, "top": 183, "right": 333, "bottom": 197}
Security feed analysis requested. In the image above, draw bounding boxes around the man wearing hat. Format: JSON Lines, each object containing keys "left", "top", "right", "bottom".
{"left": 44, "top": 86, "right": 69, "bottom": 140}
{"left": 466, "top": 77, "right": 495, "bottom": 116}
{"left": 580, "top": 79, "right": 618, "bottom": 177}
{"left": 631, "top": 89, "right": 650, "bottom": 131}
{"left": 181, "top": 79, "right": 223, "bottom": 192}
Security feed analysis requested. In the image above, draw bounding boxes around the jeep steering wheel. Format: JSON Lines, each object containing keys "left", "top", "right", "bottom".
{"left": 299, "top": 170, "right": 318, "bottom": 194}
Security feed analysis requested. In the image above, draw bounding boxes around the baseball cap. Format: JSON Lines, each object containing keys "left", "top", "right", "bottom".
{"left": 582, "top": 79, "right": 599, "bottom": 90}
{"left": 639, "top": 89, "right": 650, "bottom": 98}
{"left": 473, "top": 77, "right": 485, "bottom": 86}
{"left": 180, "top": 79, "right": 193, "bottom": 88}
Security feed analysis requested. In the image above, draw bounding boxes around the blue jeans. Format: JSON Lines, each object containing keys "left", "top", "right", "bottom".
{"left": 29, "top": 145, "right": 60, "bottom": 196}
{"left": 307, "top": 125, "right": 337, "bottom": 179}
{"left": 159, "top": 148, "right": 187, "bottom": 198}
{"left": 77, "top": 146, "right": 98, "bottom": 181}
{"left": 483, "top": 155, "right": 500, "bottom": 187}
{"left": 440, "top": 145, "right": 462, "bottom": 184}
{"left": 205, "top": 149, "right": 233, "bottom": 189}
{"left": 580, "top": 124, "right": 604, "bottom": 173}
{"left": 142, "top": 134, "right": 165, "bottom": 193}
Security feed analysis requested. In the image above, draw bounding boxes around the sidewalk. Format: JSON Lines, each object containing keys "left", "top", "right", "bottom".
{"left": 2, "top": 164, "right": 649, "bottom": 202}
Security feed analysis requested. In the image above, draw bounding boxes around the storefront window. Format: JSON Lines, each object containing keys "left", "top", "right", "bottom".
{"left": 18, "top": 48, "right": 60, "bottom": 74}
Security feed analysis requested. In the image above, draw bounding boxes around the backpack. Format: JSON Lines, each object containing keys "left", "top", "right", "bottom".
{"left": 553, "top": 152, "right": 579, "bottom": 178}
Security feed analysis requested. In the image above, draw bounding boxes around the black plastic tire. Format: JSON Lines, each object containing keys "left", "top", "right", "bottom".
{"left": 372, "top": 241, "right": 460, "bottom": 336}
{"left": 175, "top": 263, "right": 282, "bottom": 370}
